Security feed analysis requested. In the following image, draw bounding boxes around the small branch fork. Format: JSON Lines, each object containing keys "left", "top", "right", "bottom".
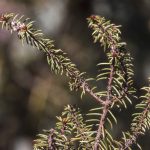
{"left": 94, "top": 65, "right": 114, "bottom": 149}
{"left": 88, "top": 15, "right": 133, "bottom": 150}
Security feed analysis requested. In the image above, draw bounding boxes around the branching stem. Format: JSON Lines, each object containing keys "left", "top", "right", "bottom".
{"left": 94, "top": 60, "right": 115, "bottom": 150}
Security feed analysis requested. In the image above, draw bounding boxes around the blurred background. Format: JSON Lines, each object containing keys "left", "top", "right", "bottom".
{"left": 0, "top": 0, "right": 150, "bottom": 150}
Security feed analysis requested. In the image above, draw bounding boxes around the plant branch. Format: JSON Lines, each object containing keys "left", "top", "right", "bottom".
{"left": 120, "top": 85, "right": 150, "bottom": 150}
{"left": 1, "top": 13, "right": 149, "bottom": 150}
{"left": 121, "top": 101, "right": 150, "bottom": 150}
{"left": 94, "top": 61, "right": 114, "bottom": 150}
{"left": 0, "top": 13, "right": 105, "bottom": 105}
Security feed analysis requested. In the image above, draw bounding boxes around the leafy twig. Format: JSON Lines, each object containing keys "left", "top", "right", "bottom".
{"left": 0, "top": 13, "right": 105, "bottom": 105}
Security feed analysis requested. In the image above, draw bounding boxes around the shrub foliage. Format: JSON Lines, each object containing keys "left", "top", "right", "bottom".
{"left": 0, "top": 13, "right": 150, "bottom": 150}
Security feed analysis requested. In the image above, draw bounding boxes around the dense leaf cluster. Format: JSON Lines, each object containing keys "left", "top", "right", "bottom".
{"left": 0, "top": 13, "right": 149, "bottom": 150}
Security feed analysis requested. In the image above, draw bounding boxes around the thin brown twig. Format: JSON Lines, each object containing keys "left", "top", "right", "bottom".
{"left": 94, "top": 62, "right": 114, "bottom": 150}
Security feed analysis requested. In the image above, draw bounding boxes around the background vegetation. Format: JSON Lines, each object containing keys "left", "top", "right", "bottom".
{"left": 0, "top": 0, "right": 150, "bottom": 150}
